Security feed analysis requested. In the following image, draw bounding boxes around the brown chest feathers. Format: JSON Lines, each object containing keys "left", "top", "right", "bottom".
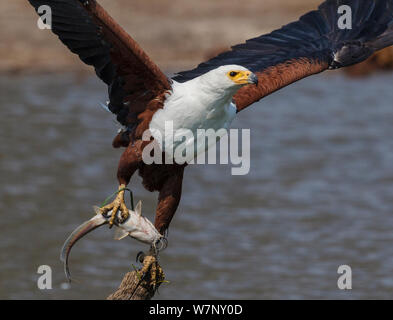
{"left": 112, "top": 91, "right": 168, "bottom": 148}
{"left": 112, "top": 91, "right": 185, "bottom": 192}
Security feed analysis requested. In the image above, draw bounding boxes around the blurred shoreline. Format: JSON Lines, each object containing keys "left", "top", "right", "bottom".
{"left": 1, "top": 0, "right": 319, "bottom": 74}
{"left": 2, "top": 0, "right": 393, "bottom": 77}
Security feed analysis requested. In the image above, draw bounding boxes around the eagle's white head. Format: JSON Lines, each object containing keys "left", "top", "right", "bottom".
{"left": 197, "top": 65, "right": 258, "bottom": 95}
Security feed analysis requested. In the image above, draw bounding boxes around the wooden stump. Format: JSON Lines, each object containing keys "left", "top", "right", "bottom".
{"left": 107, "top": 254, "right": 165, "bottom": 300}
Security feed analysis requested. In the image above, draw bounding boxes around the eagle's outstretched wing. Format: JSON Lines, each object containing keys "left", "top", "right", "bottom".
{"left": 28, "top": 0, "right": 171, "bottom": 128}
{"left": 174, "top": 0, "right": 393, "bottom": 112}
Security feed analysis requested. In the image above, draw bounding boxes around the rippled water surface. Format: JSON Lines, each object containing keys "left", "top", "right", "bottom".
{"left": 1, "top": 72, "right": 393, "bottom": 299}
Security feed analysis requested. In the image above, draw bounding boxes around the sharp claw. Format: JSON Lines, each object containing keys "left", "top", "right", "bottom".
{"left": 120, "top": 208, "right": 129, "bottom": 223}
{"left": 108, "top": 205, "right": 119, "bottom": 227}
{"left": 99, "top": 207, "right": 109, "bottom": 218}
{"left": 136, "top": 251, "right": 145, "bottom": 263}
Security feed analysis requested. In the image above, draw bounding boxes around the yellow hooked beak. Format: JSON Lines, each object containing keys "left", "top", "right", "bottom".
{"left": 228, "top": 70, "right": 259, "bottom": 85}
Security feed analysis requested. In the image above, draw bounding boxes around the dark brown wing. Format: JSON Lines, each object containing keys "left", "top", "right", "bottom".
{"left": 233, "top": 57, "right": 328, "bottom": 111}
{"left": 28, "top": 0, "right": 171, "bottom": 128}
{"left": 174, "top": 0, "right": 393, "bottom": 112}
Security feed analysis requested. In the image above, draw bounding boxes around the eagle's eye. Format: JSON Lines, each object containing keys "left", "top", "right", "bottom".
{"left": 229, "top": 71, "right": 238, "bottom": 77}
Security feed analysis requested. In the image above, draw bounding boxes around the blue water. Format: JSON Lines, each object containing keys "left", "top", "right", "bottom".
{"left": 1, "top": 72, "right": 393, "bottom": 299}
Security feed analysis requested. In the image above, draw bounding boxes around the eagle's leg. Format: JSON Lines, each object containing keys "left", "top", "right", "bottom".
{"left": 154, "top": 166, "right": 185, "bottom": 235}
{"left": 100, "top": 144, "right": 142, "bottom": 227}
{"left": 133, "top": 166, "right": 184, "bottom": 287}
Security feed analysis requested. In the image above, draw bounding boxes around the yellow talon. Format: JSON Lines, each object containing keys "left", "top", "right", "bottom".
{"left": 137, "top": 253, "right": 165, "bottom": 289}
{"left": 139, "top": 255, "right": 156, "bottom": 275}
{"left": 100, "top": 184, "right": 129, "bottom": 227}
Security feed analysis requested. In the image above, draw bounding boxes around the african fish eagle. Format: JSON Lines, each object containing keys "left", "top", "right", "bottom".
{"left": 28, "top": 0, "right": 393, "bottom": 236}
